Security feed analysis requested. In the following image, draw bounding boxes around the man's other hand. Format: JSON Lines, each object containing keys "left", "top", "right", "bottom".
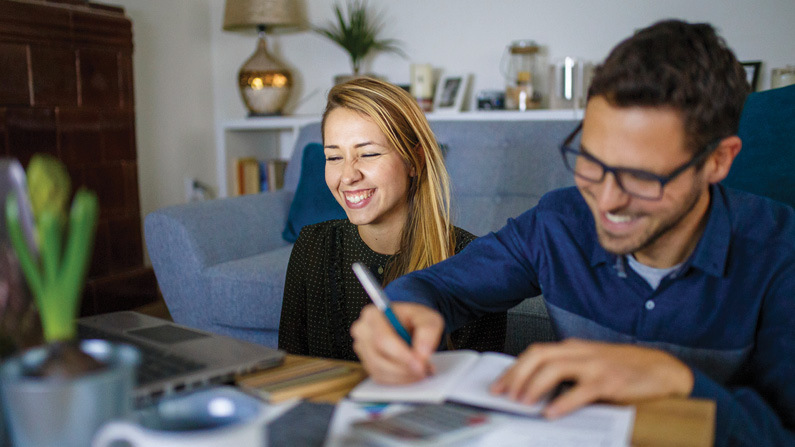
{"left": 491, "top": 338, "right": 695, "bottom": 418}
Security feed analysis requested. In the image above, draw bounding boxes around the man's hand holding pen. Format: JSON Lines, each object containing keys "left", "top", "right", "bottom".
{"left": 351, "top": 302, "right": 441, "bottom": 384}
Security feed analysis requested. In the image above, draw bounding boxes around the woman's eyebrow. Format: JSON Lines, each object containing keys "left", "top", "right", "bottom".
{"left": 324, "top": 141, "right": 382, "bottom": 150}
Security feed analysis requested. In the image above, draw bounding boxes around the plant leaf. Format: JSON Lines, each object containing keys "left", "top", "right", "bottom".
{"left": 313, "top": 0, "right": 405, "bottom": 74}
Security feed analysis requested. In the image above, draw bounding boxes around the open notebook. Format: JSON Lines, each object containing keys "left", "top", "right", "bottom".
{"left": 349, "top": 350, "right": 548, "bottom": 416}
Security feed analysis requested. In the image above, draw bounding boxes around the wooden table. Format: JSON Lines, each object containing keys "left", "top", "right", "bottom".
{"left": 238, "top": 355, "right": 715, "bottom": 447}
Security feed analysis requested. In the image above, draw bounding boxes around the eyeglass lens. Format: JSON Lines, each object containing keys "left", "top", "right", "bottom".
{"left": 563, "top": 150, "right": 663, "bottom": 199}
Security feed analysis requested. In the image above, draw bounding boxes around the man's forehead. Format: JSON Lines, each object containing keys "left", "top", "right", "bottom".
{"left": 580, "top": 98, "right": 690, "bottom": 166}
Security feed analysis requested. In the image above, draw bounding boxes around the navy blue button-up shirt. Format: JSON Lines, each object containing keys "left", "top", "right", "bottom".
{"left": 387, "top": 185, "right": 795, "bottom": 446}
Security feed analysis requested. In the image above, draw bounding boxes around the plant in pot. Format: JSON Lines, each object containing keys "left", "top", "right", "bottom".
{"left": 315, "top": 0, "right": 406, "bottom": 84}
{"left": 0, "top": 155, "right": 139, "bottom": 447}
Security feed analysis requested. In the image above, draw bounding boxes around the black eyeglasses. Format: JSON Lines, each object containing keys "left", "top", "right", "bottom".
{"left": 559, "top": 123, "right": 718, "bottom": 200}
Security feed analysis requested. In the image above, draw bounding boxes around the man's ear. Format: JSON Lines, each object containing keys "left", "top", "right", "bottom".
{"left": 706, "top": 136, "right": 742, "bottom": 184}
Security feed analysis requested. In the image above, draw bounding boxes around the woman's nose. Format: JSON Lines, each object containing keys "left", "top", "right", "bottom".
{"left": 341, "top": 158, "right": 362, "bottom": 184}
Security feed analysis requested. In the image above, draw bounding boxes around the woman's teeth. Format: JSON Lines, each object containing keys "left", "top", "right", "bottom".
{"left": 346, "top": 190, "right": 374, "bottom": 204}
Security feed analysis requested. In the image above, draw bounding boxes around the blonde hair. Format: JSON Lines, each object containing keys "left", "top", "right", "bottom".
{"left": 321, "top": 77, "right": 455, "bottom": 284}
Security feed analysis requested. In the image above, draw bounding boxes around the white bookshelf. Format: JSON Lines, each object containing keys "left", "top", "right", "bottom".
{"left": 216, "top": 109, "right": 584, "bottom": 198}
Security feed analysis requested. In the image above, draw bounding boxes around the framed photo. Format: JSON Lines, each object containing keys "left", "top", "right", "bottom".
{"left": 741, "top": 61, "right": 762, "bottom": 91}
{"left": 433, "top": 73, "right": 469, "bottom": 113}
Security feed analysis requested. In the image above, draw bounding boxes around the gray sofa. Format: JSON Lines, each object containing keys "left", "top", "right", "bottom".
{"left": 145, "top": 117, "right": 579, "bottom": 352}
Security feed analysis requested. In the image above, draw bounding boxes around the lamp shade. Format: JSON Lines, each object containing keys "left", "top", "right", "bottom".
{"left": 223, "top": 0, "right": 300, "bottom": 30}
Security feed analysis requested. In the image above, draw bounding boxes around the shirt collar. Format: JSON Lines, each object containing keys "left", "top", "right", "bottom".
{"left": 589, "top": 184, "right": 731, "bottom": 277}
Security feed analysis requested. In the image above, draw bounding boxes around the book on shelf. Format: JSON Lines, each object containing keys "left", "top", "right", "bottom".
{"left": 232, "top": 158, "right": 288, "bottom": 196}
{"left": 266, "top": 159, "right": 288, "bottom": 191}
{"left": 233, "top": 157, "right": 260, "bottom": 196}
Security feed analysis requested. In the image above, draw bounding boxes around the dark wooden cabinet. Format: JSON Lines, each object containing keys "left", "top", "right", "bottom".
{"left": 0, "top": 0, "right": 157, "bottom": 315}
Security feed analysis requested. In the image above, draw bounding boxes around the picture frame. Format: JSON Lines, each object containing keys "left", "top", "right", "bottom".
{"left": 433, "top": 73, "right": 469, "bottom": 113}
{"left": 741, "top": 61, "right": 762, "bottom": 91}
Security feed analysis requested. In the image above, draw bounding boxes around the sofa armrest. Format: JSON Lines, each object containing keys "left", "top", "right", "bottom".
{"left": 144, "top": 190, "right": 293, "bottom": 329}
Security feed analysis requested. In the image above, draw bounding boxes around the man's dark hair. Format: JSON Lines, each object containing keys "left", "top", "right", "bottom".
{"left": 588, "top": 20, "right": 749, "bottom": 155}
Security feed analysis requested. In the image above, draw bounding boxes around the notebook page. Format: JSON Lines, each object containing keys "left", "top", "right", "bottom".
{"left": 348, "top": 350, "right": 480, "bottom": 403}
{"left": 447, "top": 351, "right": 547, "bottom": 416}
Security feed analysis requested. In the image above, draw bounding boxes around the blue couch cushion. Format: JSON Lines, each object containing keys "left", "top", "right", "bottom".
{"left": 723, "top": 84, "right": 795, "bottom": 208}
{"left": 282, "top": 143, "right": 346, "bottom": 242}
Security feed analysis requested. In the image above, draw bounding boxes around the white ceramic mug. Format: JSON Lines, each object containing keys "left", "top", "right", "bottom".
{"left": 92, "top": 386, "right": 268, "bottom": 447}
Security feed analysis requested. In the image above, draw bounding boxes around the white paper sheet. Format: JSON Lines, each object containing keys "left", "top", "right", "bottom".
{"left": 477, "top": 405, "right": 635, "bottom": 447}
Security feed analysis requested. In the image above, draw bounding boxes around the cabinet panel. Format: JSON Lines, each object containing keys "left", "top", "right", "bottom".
{"left": 59, "top": 107, "right": 102, "bottom": 165}
{"left": 0, "top": 43, "right": 30, "bottom": 105}
{"left": 0, "top": 108, "right": 7, "bottom": 156}
{"left": 6, "top": 107, "right": 58, "bottom": 166}
{"left": 79, "top": 48, "right": 121, "bottom": 109}
{"left": 0, "top": 0, "right": 156, "bottom": 316}
{"left": 31, "top": 45, "right": 78, "bottom": 107}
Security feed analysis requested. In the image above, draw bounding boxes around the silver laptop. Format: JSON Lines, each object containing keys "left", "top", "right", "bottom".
{"left": 78, "top": 311, "right": 284, "bottom": 402}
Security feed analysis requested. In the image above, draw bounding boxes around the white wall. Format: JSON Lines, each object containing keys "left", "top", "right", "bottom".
{"left": 119, "top": 0, "right": 795, "bottom": 259}
{"left": 210, "top": 0, "right": 795, "bottom": 120}
{"left": 112, "top": 0, "right": 217, "bottom": 263}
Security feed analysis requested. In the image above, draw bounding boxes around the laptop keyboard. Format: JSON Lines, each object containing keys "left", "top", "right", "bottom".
{"left": 77, "top": 324, "right": 206, "bottom": 386}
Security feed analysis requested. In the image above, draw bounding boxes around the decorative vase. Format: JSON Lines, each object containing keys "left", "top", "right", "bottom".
{"left": 0, "top": 339, "right": 139, "bottom": 447}
{"left": 238, "top": 28, "right": 293, "bottom": 116}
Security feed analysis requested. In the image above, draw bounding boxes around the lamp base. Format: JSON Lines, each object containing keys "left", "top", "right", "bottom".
{"left": 238, "top": 32, "right": 292, "bottom": 116}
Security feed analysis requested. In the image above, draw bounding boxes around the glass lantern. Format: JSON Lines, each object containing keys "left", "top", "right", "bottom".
{"left": 501, "top": 40, "right": 543, "bottom": 111}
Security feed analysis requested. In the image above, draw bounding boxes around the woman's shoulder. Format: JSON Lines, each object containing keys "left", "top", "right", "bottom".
{"left": 294, "top": 219, "right": 351, "bottom": 248}
{"left": 452, "top": 226, "right": 478, "bottom": 252}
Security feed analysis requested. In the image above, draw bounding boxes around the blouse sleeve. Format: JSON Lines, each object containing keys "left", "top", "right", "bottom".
{"left": 277, "top": 227, "right": 312, "bottom": 355}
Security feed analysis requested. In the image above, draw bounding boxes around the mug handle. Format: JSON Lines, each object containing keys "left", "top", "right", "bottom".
{"left": 92, "top": 421, "right": 147, "bottom": 447}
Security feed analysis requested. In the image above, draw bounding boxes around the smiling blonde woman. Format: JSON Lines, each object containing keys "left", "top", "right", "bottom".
{"left": 278, "top": 78, "right": 506, "bottom": 360}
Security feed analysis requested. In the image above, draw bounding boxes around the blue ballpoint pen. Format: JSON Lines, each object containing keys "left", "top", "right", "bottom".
{"left": 352, "top": 262, "right": 412, "bottom": 345}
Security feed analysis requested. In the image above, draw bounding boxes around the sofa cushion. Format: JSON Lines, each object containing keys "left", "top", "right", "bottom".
{"left": 206, "top": 245, "right": 294, "bottom": 331}
{"left": 282, "top": 143, "right": 346, "bottom": 243}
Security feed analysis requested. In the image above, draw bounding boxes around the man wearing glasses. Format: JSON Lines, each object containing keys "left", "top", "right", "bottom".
{"left": 351, "top": 19, "right": 794, "bottom": 446}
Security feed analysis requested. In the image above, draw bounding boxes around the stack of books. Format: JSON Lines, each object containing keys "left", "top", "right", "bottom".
{"left": 236, "top": 356, "right": 366, "bottom": 403}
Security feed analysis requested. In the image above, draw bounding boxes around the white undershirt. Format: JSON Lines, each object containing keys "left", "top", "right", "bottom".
{"left": 626, "top": 255, "right": 682, "bottom": 290}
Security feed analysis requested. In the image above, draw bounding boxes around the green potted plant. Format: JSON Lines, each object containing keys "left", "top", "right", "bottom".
{"left": 0, "top": 155, "right": 139, "bottom": 447}
{"left": 315, "top": 0, "right": 406, "bottom": 83}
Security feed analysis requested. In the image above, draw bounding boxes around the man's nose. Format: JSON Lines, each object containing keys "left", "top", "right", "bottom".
{"left": 595, "top": 172, "right": 631, "bottom": 211}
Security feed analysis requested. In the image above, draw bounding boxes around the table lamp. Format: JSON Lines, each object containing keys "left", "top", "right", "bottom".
{"left": 223, "top": 0, "right": 300, "bottom": 116}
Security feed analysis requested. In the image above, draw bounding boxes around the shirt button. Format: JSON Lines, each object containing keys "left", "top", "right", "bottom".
{"left": 377, "top": 266, "right": 384, "bottom": 274}
{"left": 645, "top": 300, "right": 655, "bottom": 310}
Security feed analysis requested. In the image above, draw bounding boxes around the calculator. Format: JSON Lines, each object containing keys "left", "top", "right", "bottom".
{"left": 351, "top": 403, "right": 496, "bottom": 446}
